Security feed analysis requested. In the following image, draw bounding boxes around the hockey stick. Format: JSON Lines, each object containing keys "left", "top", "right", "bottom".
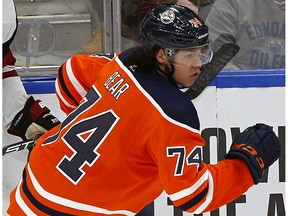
{"left": 2, "top": 138, "right": 36, "bottom": 156}
{"left": 185, "top": 43, "right": 240, "bottom": 100}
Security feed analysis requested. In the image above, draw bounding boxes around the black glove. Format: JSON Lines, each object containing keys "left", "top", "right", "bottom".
{"left": 7, "top": 96, "right": 61, "bottom": 141}
{"left": 225, "top": 123, "right": 280, "bottom": 184}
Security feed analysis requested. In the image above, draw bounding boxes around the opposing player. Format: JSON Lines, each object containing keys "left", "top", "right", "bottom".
{"left": 8, "top": 4, "right": 280, "bottom": 215}
{"left": 3, "top": 0, "right": 60, "bottom": 213}
{"left": 3, "top": 0, "right": 60, "bottom": 141}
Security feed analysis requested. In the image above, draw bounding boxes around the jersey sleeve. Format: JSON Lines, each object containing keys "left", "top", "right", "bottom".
{"left": 55, "top": 53, "right": 119, "bottom": 114}
{"left": 148, "top": 118, "right": 254, "bottom": 214}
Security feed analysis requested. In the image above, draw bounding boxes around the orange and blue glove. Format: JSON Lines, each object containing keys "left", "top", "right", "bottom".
{"left": 225, "top": 123, "right": 281, "bottom": 184}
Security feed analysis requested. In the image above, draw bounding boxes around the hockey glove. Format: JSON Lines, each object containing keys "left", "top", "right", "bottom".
{"left": 7, "top": 96, "right": 60, "bottom": 141}
{"left": 225, "top": 123, "right": 280, "bottom": 184}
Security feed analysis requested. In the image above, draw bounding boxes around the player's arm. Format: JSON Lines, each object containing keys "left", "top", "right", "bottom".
{"left": 152, "top": 123, "right": 280, "bottom": 214}
{"left": 55, "top": 53, "right": 119, "bottom": 114}
{"left": 203, "top": 124, "right": 281, "bottom": 212}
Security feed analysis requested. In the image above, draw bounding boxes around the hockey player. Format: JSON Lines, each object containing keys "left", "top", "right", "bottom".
{"left": 3, "top": 0, "right": 60, "bottom": 143}
{"left": 8, "top": 4, "right": 280, "bottom": 215}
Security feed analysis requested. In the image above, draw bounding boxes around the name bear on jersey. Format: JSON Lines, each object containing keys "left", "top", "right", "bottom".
{"left": 104, "top": 71, "right": 130, "bottom": 100}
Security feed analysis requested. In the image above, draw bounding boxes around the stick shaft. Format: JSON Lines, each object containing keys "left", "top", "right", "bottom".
{"left": 2, "top": 139, "right": 36, "bottom": 155}
{"left": 185, "top": 43, "right": 240, "bottom": 100}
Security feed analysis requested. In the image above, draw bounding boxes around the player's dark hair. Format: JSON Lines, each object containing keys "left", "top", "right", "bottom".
{"left": 124, "top": 45, "right": 162, "bottom": 73}
{"left": 124, "top": 45, "right": 176, "bottom": 84}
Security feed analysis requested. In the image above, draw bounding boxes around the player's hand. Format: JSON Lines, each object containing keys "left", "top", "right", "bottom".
{"left": 225, "top": 123, "right": 281, "bottom": 184}
{"left": 7, "top": 96, "right": 60, "bottom": 141}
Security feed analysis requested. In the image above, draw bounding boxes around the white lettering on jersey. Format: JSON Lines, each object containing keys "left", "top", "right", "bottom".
{"left": 104, "top": 72, "right": 130, "bottom": 100}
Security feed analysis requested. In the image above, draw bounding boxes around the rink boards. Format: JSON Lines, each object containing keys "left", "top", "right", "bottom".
{"left": 20, "top": 69, "right": 285, "bottom": 216}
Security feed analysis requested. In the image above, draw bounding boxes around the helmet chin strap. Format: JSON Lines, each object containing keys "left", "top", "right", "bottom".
{"left": 155, "top": 63, "right": 177, "bottom": 85}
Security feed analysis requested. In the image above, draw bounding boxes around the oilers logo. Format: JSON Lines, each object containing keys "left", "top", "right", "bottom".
{"left": 269, "top": 38, "right": 284, "bottom": 53}
{"left": 160, "top": 9, "right": 175, "bottom": 24}
{"left": 189, "top": 18, "right": 203, "bottom": 28}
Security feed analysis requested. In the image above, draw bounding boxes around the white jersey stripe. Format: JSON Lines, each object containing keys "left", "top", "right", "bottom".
{"left": 66, "top": 58, "right": 87, "bottom": 98}
{"left": 3, "top": 65, "right": 16, "bottom": 73}
{"left": 168, "top": 170, "right": 209, "bottom": 201}
{"left": 55, "top": 78, "right": 77, "bottom": 109}
{"left": 194, "top": 170, "right": 214, "bottom": 213}
{"left": 27, "top": 164, "right": 136, "bottom": 216}
{"left": 15, "top": 180, "right": 38, "bottom": 216}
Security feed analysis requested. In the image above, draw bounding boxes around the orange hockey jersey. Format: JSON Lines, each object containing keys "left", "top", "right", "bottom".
{"left": 8, "top": 49, "right": 253, "bottom": 215}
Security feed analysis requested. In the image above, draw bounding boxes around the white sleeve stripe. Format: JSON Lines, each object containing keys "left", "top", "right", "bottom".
{"left": 27, "top": 164, "right": 136, "bottom": 215}
{"left": 194, "top": 170, "right": 214, "bottom": 214}
{"left": 15, "top": 180, "right": 38, "bottom": 216}
{"left": 168, "top": 170, "right": 209, "bottom": 201}
{"left": 66, "top": 58, "right": 87, "bottom": 98}
{"left": 3, "top": 65, "right": 16, "bottom": 73}
{"left": 55, "top": 78, "right": 77, "bottom": 109}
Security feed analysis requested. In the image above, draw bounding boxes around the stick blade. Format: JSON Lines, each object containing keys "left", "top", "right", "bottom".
{"left": 185, "top": 43, "right": 240, "bottom": 100}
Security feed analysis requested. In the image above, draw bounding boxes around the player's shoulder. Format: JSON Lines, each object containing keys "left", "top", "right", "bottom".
{"left": 67, "top": 53, "right": 119, "bottom": 70}
{"left": 159, "top": 86, "right": 200, "bottom": 130}
{"left": 138, "top": 72, "right": 200, "bottom": 130}
{"left": 114, "top": 48, "right": 200, "bottom": 130}
{"left": 70, "top": 53, "right": 119, "bottom": 62}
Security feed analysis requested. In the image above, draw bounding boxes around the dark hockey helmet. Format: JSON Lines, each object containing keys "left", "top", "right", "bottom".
{"left": 140, "top": 4, "right": 209, "bottom": 49}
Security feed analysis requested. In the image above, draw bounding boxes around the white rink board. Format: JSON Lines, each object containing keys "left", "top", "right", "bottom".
{"left": 3, "top": 75, "right": 285, "bottom": 216}
{"left": 153, "top": 85, "right": 285, "bottom": 216}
